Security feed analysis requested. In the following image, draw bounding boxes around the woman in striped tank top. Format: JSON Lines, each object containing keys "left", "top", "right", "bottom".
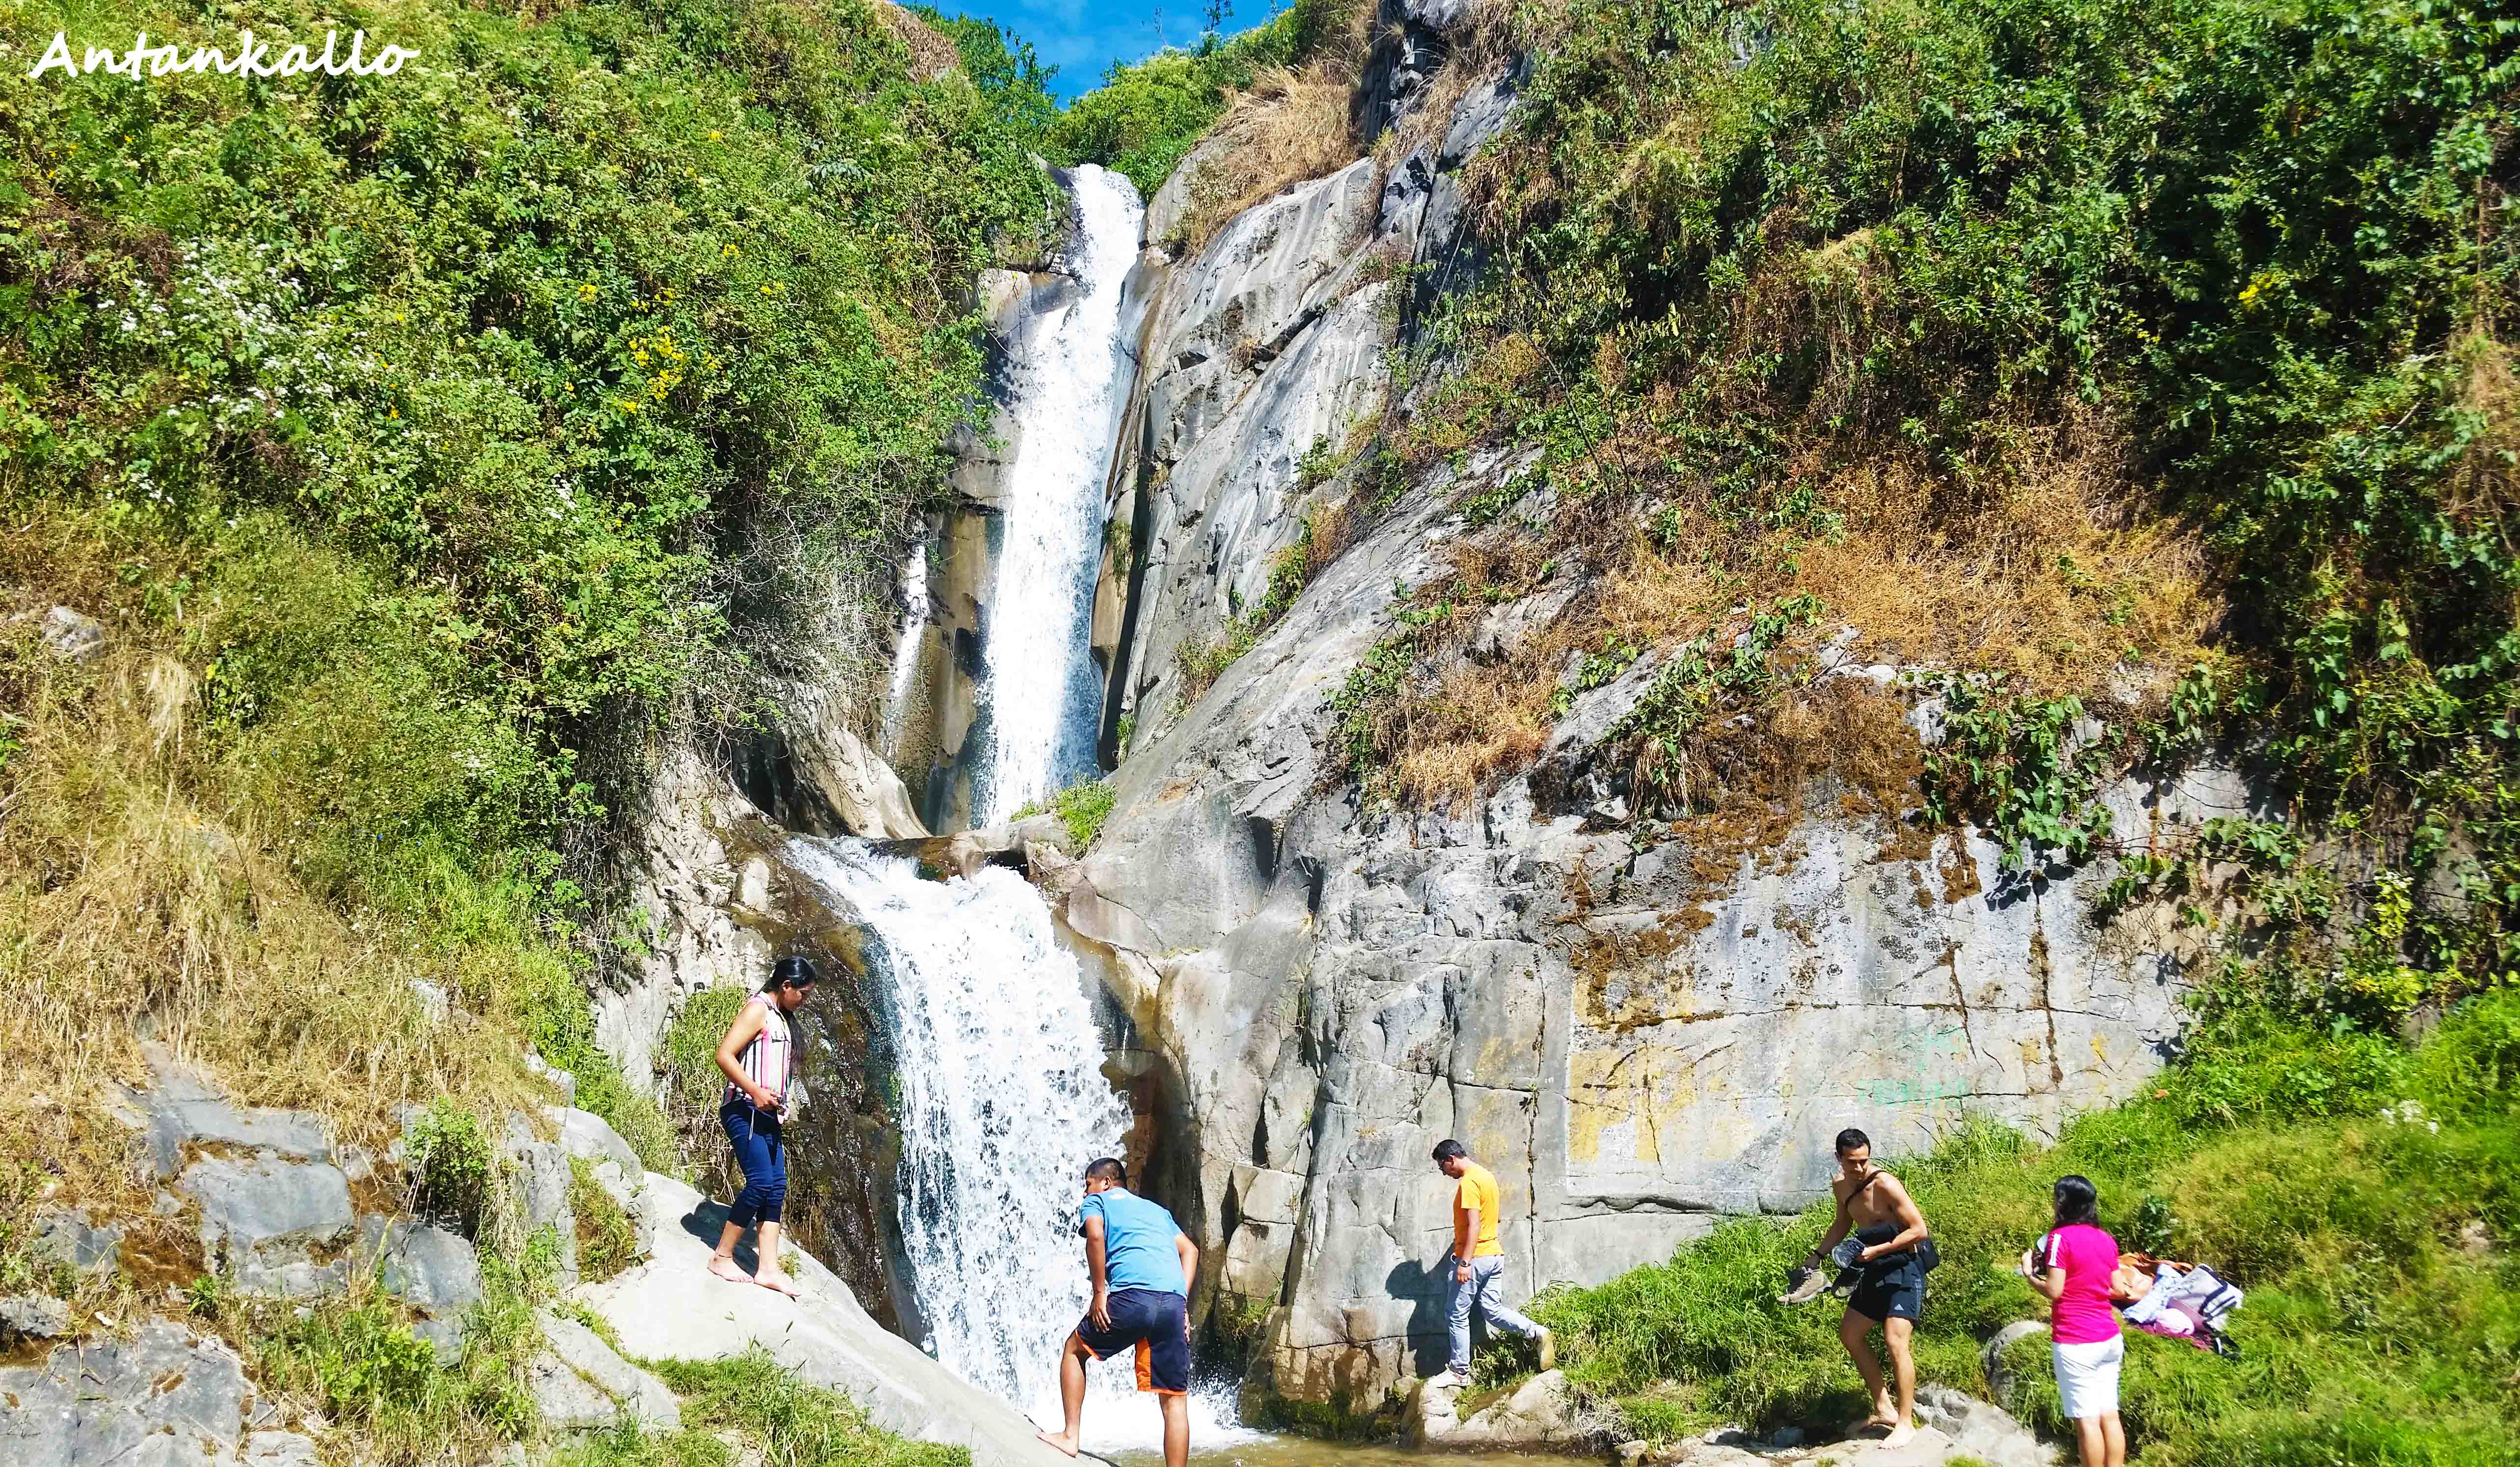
{"left": 708, "top": 956, "right": 816, "bottom": 1296}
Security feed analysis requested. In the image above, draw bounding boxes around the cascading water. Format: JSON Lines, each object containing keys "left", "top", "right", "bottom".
{"left": 971, "top": 163, "right": 1144, "bottom": 823}
{"left": 801, "top": 165, "right": 1256, "bottom": 1453}
{"left": 786, "top": 837, "right": 1256, "bottom": 1450}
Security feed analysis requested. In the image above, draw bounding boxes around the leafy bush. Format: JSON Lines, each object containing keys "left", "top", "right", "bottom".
{"left": 406, "top": 1100, "right": 493, "bottom": 1239}
{"left": 1, "top": 0, "right": 1059, "bottom": 929}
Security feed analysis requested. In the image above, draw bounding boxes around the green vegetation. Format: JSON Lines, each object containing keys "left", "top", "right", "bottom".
{"left": 0, "top": 0, "right": 1047, "bottom": 1212}
{"left": 568, "top": 1157, "right": 641, "bottom": 1286}
{"left": 549, "top": 1350, "right": 969, "bottom": 1467}
{"left": 1375, "top": 0, "right": 2516, "bottom": 1025}
{"left": 1043, "top": 0, "right": 1358, "bottom": 198}
{"left": 260, "top": 1256, "right": 543, "bottom": 1461}
{"left": 406, "top": 1099, "right": 495, "bottom": 1239}
{"left": 1536, "top": 990, "right": 2520, "bottom": 1463}
{"left": 1015, "top": 778, "right": 1119, "bottom": 849}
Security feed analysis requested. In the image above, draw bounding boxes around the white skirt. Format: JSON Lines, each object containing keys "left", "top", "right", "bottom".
{"left": 2053, "top": 1334, "right": 2125, "bottom": 1419}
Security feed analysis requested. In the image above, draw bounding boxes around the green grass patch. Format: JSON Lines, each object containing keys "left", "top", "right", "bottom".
{"left": 568, "top": 1157, "right": 642, "bottom": 1287}
{"left": 637, "top": 1350, "right": 970, "bottom": 1467}
{"left": 1534, "top": 991, "right": 2520, "bottom": 1462}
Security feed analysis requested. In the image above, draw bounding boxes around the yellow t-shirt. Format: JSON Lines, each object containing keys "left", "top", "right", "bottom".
{"left": 1453, "top": 1162, "right": 1505, "bottom": 1259}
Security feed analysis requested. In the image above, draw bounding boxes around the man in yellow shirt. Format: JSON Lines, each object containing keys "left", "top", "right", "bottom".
{"left": 1430, "top": 1139, "right": 1553, "bottom": 1387}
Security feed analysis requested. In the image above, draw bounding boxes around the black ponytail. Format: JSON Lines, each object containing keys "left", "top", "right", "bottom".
{"left": 766, "top": 955, "right": 820, "bottom": 993}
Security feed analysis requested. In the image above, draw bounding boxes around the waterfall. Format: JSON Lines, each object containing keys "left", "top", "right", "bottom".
{"left": 972, "top": 164, "right": 1144, "bottom": 823}
{"left": 785, "top": 836, "right": 1259, "bottom": 1451}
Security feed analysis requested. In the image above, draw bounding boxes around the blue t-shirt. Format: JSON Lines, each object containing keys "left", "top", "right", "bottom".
{"left": 1078, "top": 1188, "right": 1187, "bottom": 1297}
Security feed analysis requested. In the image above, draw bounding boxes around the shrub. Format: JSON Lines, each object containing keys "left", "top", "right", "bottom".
{"left": 406, "top": 1100, "right": 494, "bottom": 1239}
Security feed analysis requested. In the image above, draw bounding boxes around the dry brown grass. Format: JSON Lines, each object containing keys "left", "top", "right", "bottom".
{"left": 1179, "top": 63, "right": 1371, "bottom": 253}
{"left": 0, "top": 526, "right": 541, "bottom": 1247}
{"left": 1367, "top": 378, "right": 2211, "bottom": 819}
{"left": 875, "top": 1, "right": 962, "bottom": 82}
{"left": 1371, "top": 0, "right": 1521, "bottom": 171}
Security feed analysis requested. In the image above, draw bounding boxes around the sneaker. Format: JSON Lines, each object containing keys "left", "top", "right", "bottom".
{"left": 1429, "top": 1368, "right": 1471, "bottom": 1390}
{"left": 1534, "top": 1326, "right": 1556, "bottom": 1372}
{"left": 1779, "top": 1266, "right": 1833, "bottom": 1305}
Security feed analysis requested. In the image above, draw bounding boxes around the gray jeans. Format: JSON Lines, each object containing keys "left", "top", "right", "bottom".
{"left": 1448, "top": 1253, "right": 1540, "bottom": 1371}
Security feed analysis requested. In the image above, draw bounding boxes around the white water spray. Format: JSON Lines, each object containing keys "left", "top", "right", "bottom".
{"left": 974, "top": 164, "right": 1144, "bottom": 822}
{"left": 786, "top": 838, "right": 1255, "bottom": 1450}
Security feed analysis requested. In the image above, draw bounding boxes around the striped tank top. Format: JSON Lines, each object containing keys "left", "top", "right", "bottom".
{"left": 724, "top": 993, "right": 794, "bottom": 1108}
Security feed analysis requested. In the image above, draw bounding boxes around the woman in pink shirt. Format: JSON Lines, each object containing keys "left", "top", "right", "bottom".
{"left": 2023, "top": 1175, "right": 2125, "bottom": 1467}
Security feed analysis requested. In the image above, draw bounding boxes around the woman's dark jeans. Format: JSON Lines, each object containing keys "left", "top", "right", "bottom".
{"left": 720, "top": 1099, "right": 787, "bottom": 1228}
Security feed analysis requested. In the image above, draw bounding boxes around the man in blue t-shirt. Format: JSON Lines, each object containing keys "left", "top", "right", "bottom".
{"left": 1037, "top": 1157, "right": 1199, "bottom": 1467}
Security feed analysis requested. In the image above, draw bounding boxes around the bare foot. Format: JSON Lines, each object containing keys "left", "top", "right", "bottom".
{"left": 754, "top": 1270, "right": 802, "bottom": 1298}
{"left": 1036, "top": 1429, "right": 1081, "bottom": 1458}
{"left": 708, "top": 1255, "right": 750, "bottom": 1285}
{"left": 1878, "top": 1421, "right": 1917, "bottom": 1450}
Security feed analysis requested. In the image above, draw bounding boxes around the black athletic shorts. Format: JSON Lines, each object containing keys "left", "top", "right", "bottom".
{"left": 1846, "top": 1227, "right": 1926, "bottom": 1323}
{"left": 1075, "top": 1288, "right": 1190, "bottom": 1394}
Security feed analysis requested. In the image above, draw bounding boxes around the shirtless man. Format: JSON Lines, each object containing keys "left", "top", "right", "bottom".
{"left": 1800, "top": 1128, "right": 1932, "bottom": 1449}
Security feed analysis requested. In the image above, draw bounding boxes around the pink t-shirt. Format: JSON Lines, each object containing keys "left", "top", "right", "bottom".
{"left": 2039, "top": 1223, "right": 2122, "bottom": 1345}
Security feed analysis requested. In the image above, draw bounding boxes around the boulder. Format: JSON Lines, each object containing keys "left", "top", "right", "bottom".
{"left": 132, "top": 1044, "right": 333, "bottom": 1179}
{"left": 1914, "top": 1384, "right": 2058, "bottom": 1467}
{"left": 0, "top": 1320, "right": 257, "bottom": 1467}
{"left": 501, "top": 1112, "right": 578, "bottom": 1282}
{"left": 28, "top": 1209, "right": 122, "bottom": 1275}
{"left": 0, "top": 1293, "right": 71, "bottom": 1342}
{"left": 1405, "top": 1369, "right": 1607, "bottom": 1450}
{"left": 575, "top": 1172, "right": 1077, "bottom": 1467}
{"left": 532, "top": 1311, "right": 681, "bottom": 1431}
{"left": 181, "top": 1155, "right": 355, "bottom": 1297}
{"left": 357, "top": 1217, "right": 484, "bottom": 1317}
{"left": 547, "top": 1107, "right": 660, "bottom": 1260}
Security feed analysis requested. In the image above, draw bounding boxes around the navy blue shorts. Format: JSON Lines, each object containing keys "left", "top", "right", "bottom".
{"left": 1075, "top": 1288, "right": 1190, "bottom": 1394}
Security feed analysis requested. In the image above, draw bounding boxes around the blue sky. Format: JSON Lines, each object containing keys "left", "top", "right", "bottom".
{"left": 929, "top": 2, "right": 1279, "bottom": 100}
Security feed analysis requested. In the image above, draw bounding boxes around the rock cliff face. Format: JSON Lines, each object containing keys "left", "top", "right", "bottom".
{"left": 1048, "top": 11, "right": 2229, "bottom": 1417}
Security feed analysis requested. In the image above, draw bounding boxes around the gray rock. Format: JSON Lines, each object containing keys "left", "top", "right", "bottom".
{"left": 0, "top": 1320, "right": 255, "bottom": 1467}
{"left": 536, "top": 1311, "right": 681, "bottom": 1430}
{"left": 357, "top": 1217, "right": 483, "bottom": 1316}
{"left": 414, "top": 1316, "right": 466, "bottom": 1367}
{"left": 183, "top": 1155, "right": 353, "bottom": 1261}
{"left": 1406, "top": 1368, "right": 1606, "bottom": 1450}
{"left": 0, "top": 1293, "right": 71, "bottom": 1340}
{"left": 1915, "top": 1384, "right": 2058, "bottom": 1467}
{"left": 524, "top": 1050, "right": 576, "bottom": 1103}
{"left": 29, "top": 1209, "right": 122, "bottom": 1274}
{"left": 38, "top": 606, "right": 105, "bottom": 662}
{"left": 528, "top": 1347, "right": 625, "bottom": 1431}
{"left": 1982, "top": 1318, "right": 2051, "bottom": 1403}
{"left": 1070, "top": 420, "right": 2219, "bottom": 1414}
{"left": 577, "top": 1172, "right": 1077, "bottom": 1467}
{"left": 547, "top": 1107, "right": 641, "bottom": 1179}
{"left": 134, "top": 1047, "right": 332, "bottom": 1179}
{"left": 501, "top": 1112, "right": 577, "bottom": 1282}
{"left": 243, "top": 1431, "right": 323, "bottom": 1467}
